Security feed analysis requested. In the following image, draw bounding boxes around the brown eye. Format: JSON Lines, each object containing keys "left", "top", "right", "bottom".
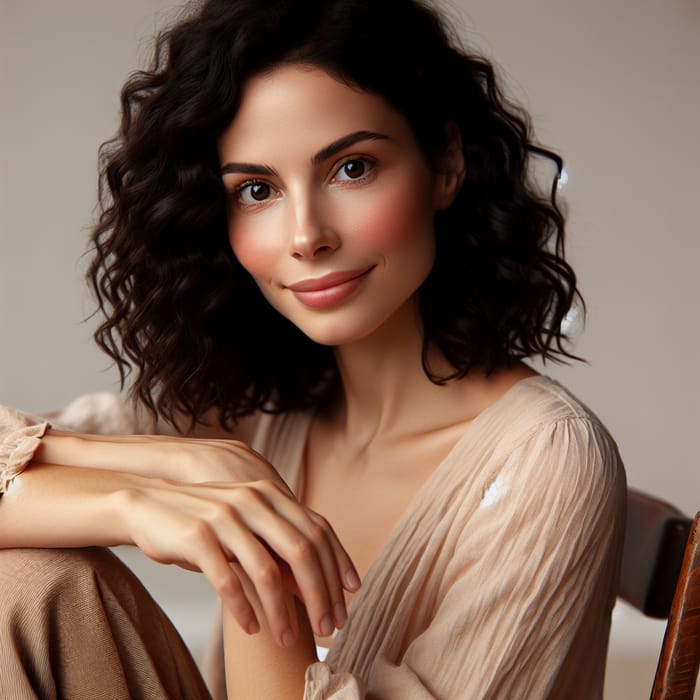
{"left": 334, "top": 158, "right": 376, "bottom": 183}
{"left": 236, "top": 181, "right": 275, "bottom": 206}
{"left": 342, "top": 160, "right": 366, "bottom": 179}
{"left": 250, "top": 183, "right": 271, "bottom": 200}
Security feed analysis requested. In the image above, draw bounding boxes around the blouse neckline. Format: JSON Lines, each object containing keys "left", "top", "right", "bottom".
{"left": 286, "top": 375, "right": 555, "bottom": 622}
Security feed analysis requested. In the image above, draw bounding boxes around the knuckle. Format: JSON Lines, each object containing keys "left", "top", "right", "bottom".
{"left": 114, "top": 487, "right": 141, "bottom": 510}
{"left": 310, "top": 510, "right": 327, "bottom": 524}
{"left": 183, "top": 519, "right": 212, "bottom": 544}
{"left": 310, "top": 511, "right": 334, "bottom": 534}
{"left": 235, "top": 485, "right": 262, "bottom": 503}
{"left": 208, "top": 501, "right": 235, "bottom": 523}
{"left": 216, "top": 572, "right": 242, "bottom": 598}
{"left": 255, "top": 478, "right": 279, "bottom": 495}
{"left": 291, "top": 537, "right": 315, "bottom": 564}
{"left": 253, "top": 562, "right": 281, "bottom": 587}
{"left": 307, "top": 521, "right": 327, "bottom": 545}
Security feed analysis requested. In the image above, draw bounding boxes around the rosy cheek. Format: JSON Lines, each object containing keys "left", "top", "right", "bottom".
{"left": 228, "top": 223, "right": 278, "bottom": 279}
{"left": 346, "top": 174, "right": 434, "bottom": 249}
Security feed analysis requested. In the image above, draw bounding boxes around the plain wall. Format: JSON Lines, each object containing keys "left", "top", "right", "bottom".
{"left": 1, "top": 1, "right": 698, "bottom": 695}
{"left": 1, "top": 0, "right": 697, "bottom": 509}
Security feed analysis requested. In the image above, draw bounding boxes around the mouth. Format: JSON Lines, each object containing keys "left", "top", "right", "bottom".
{"left": 286, "top": 267, "right": 374, "bottom": 309}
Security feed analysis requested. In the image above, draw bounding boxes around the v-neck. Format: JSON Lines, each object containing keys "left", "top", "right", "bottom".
{"left": 285, "top": 375, "right": 551, "bottom": 594}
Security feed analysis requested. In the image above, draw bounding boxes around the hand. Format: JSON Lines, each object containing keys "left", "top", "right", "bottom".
{"left": 114, "top": 474, "right": 360, "bottom": 647}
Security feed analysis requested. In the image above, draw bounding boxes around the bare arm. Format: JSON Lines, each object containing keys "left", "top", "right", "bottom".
{"left": 0, "top": 446, "right": 358, "bottom": 647}
{"left": 34, "top": 425, "right": 278, "bottom": 484}
{"left": 1, "top": 402, "right": 358, "bottom": 651}
{"left": 32, "top": 405, "right": 261, "bottom": 483}
{"left": 224, "top": 565, "right": 318, "bottom": 699}
{"left": 0, "top": 463, "right": 136, "bottom": 549}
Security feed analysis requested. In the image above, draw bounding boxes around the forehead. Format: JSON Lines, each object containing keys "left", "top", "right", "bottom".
{"left": 217, "top": 63, "right": 413, "bottom": 160}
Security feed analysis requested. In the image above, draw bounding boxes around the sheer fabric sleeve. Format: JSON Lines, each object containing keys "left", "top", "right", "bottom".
{"left": 0, "top": 406, "right": 51, "bottom": 494}
{"left": 0, "top": 393, "right": 156, "bottom": 495}
{"left": 303, "top": 416, "right": 626, "bottom": 699}
{"left": 53, "top": 392, "right": 157, "bottom": 434}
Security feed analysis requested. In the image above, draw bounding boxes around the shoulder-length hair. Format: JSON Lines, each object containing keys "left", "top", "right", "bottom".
{"left": 89, "top": 0, "right": 579, "bottom": 429}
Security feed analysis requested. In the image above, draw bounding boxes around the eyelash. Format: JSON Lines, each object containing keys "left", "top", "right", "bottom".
{"left": 232, "top": 180, "right": 276, "bottom": 207}
{"left": 331, "top": 156, "right": 377, "bottom": 184}
{"left": 231, "top": 156, "right": 378, "bottom": 208}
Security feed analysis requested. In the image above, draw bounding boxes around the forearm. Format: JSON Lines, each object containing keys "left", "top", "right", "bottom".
{"left": 1, "top": 422, "right": 355, "bottom": 653}
{"left": 32, "top": 428, "right": 274, "bottom": 485}
{"left": 36, "top": 431, "right": 195, "bottom": 481}
{"left": 0, "top": 462, "right": 139, "bottom": 549}
{"left": 224, "top": 588, "right": 316, "bottom": 699}
{"left": 3, "top": 401, "right": 266, "bottom": 488}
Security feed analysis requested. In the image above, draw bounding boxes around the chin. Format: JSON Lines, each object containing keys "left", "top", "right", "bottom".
{"left": 296, "top": 322, "right": 376, "bottom": 347}
{"left": 291, "top": 311, "right": 389, "bottom": 347}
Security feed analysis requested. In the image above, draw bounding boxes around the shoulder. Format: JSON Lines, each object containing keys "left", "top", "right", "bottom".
{"left": 446, "top": 378, "right": 627, "bottom": 583}
{"left": 492, "top": 376, "right": 621, "bottom": 458}
{"left": 479, "top": 376, "right": 626, "bottom": 511}
{"left": 496, "top": 375, "right": 609, "bottom": 429}
{"left": 517, "top": 377, "right": 625, "bottom": 512}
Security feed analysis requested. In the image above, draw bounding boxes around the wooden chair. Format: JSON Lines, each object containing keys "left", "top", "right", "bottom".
{"left": 619, "top": 489, "right": 700, "bottom": 699}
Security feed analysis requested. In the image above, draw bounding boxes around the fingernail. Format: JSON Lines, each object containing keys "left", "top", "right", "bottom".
{"left": 281, "top": 628, "right": 297, "bottom": 648}
{"left": 345, "top": 568, "right": 361, "bottom": 590}
{"left": 334, "top": 602, "right": 347, "bottom": 627}
{"left": 319, "top": 613, "right": 334, "bottom": 637}
{"left": 247, "top": 620, "right": 260, "bottom": 635}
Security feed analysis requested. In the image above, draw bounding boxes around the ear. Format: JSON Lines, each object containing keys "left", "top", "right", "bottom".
{"left": 433, "top": 121, "right": 465, "bottom": 210}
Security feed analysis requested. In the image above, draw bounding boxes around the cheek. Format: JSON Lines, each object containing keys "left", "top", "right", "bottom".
{"left": 347, "top": 176, "right": 435, "bottom": 250}
{"left": 228, "top": 220, "right": 279, "bottom": 280}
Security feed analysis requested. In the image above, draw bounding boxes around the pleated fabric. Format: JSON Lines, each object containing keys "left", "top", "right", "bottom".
{"left": 0, "top": 547, "right": 211, "bottom": 700}
{"left": 249, "top": 376, "right": 627, "bottom": 699}
{"left": 0, "top": 376, "right": 626, "bottom": 699}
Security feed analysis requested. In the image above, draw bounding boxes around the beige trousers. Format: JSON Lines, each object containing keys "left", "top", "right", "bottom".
{"left": 0, "top": 547, "right": 213, "bottom": 700}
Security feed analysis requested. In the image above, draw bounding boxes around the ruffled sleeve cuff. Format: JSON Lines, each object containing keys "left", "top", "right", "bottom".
{"left": 0, "top": 406, "right": 51, "bottom": 495}
{"left": 304, "top": 662, "right": 365, "bottom": 700}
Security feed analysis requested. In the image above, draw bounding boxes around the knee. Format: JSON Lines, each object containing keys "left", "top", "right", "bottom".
{"left": 0, "top": 546, "right": 127, "bottom": 605}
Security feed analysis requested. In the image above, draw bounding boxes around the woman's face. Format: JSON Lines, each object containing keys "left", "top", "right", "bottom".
{"left": 218, "top": 64, "right": 449, "bottom": 347}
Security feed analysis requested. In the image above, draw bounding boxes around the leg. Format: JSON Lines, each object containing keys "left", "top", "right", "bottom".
{"left": 0, "top": 547, "right": 212, "bottom": 700}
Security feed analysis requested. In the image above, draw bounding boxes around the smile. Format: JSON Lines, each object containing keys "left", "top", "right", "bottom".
{"left": 286, "top": 267, "right": 374, "bottom": 309}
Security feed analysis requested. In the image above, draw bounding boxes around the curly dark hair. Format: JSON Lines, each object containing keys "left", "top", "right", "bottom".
{"left": 88, "top": 0, "right": 579, "bottom": 429}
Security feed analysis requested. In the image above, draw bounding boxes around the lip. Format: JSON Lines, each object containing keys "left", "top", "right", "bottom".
{"left": 287, "top": 268, "right": 373, "bottom": 292}
{"left": 286, "top": 267, "right": 374, "bottom": 309}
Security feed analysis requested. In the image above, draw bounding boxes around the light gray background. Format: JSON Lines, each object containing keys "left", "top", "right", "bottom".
{"left": 1, "top": 1, "right": 698, "bottom": 697}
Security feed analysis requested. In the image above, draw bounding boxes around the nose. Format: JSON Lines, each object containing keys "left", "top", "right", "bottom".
{"left": 288, "top": 189, "right": 340, "bottom": 260}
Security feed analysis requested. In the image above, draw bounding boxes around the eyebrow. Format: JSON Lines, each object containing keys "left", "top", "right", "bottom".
{"left": 220, "top": 162, "right": 277, "bottom": 176}
{"left": 311, "top": 130, "right": 389, "bottom": 165}
{"left": 220, "top": 130, "right": 390, "bottom": 176}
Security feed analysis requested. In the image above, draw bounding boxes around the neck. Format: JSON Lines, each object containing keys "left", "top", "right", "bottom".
{"left": 330, "top": 301, "right": 467, "bottom": 447}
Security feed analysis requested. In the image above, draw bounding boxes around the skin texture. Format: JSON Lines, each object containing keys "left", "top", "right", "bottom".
{"left": 219, "top": 64, "right": 457, "bottom": 348}
{"left": 2, "top": 439, "right": 356, "bottom": 649}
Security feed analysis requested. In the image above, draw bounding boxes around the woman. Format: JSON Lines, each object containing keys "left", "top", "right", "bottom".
{"left": 0, "top": 0, "right": 625, "bottom": 697}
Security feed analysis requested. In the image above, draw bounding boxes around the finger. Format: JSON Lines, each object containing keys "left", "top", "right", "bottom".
{"left": 273, "top": 504, "right": 350, "bottom": 632}
{"left": 131, "top": 490, "right": 267, "bottom": 637}
{"left": 233, "top": 484, "right": 340, "bottom": 637}
{"left": 181, "top": 520, "right": 261, "bottom": 635}
{"left": 307, "top": 511, "right": 359, "bottom": 626}
{"left": 254, "top": 480, "right": 359, "bottom": 593}
{"left": 254, "top": 481, "right": 358, "bottom": 618}
{"left": 221, "top": 515, "right": 299, "bottom": 647}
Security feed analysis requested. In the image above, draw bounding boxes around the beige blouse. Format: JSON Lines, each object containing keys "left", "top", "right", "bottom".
{"left": 250, "top": 376, "right": 626, "bottom": 699}
{"left": 0, "top": 376, "right": 626, "bottom": 699}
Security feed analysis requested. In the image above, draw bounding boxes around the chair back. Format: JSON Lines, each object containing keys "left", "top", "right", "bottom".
{"left": 620, "top": 489, "right": 700, "bottom": 699}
